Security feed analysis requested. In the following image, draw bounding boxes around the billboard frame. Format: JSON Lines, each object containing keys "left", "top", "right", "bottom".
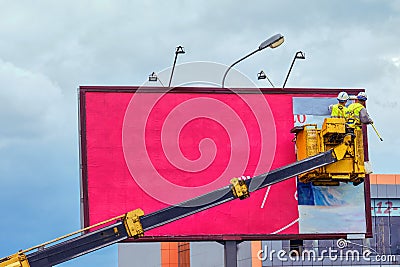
{"left": 79, "top": 86, "right": 372, "bottom": 241}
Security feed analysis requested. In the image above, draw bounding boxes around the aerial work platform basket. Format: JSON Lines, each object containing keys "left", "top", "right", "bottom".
{"left": 291, "top": 118, "right": 365, "bottom": 186}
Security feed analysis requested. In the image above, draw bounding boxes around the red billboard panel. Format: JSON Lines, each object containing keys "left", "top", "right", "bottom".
{"left": 79, "top": 86, "right": 371, "bottom": 240}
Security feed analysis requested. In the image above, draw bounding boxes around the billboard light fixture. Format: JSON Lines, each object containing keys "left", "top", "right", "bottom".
{"left": 175, "top": 46, "right": 185, "bottom": 54}
{"left": 148, "top": 72, "right": 158, "bottom": 82}
{"left": 148, "top": 72, "right": 165, "bottom": 87}
{"left": 257, "top": 70, "right": 275, "bottom": 88}
{"left": 168, "top": 45, "right": 185, "bottom": 88}
{"left": 283, "top": 51, "right": 306, "bottom": 88}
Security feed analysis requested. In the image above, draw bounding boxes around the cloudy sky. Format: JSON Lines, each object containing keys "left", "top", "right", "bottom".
{"left": 1, "top": 1, "right": 399, "bottom": 266}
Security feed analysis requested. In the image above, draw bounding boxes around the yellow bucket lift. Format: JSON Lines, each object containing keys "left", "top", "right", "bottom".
{"left": 291, "top": 118, "right": 365, "bottom": 186}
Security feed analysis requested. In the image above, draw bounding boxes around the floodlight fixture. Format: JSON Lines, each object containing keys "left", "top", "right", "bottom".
{"left": 295, "top": 51, "right": 305, "bottom": 60}
{"left": 282, "top": 51, "right": 306, "bottom": 88}
{"left": 148, "top": 72, "right": 165, "bottom": 87}
{"left": 257, "top": 70, "right": 266, "bottom": 80}
{"left": 257, "top": 70, "right": 275, "bottom": 88}
{"left": 148, "top": 72, "right": 158, "bottom": 82}
{"left": 175, "top": 46, "right": 185, "bottom": 54}
{"left": 168, "top": 45, "right": 185, "bottom": 88}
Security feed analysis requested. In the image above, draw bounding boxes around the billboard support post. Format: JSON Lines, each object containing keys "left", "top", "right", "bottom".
{"left": 223, "top": 241, "right": 238, "bottom": 267}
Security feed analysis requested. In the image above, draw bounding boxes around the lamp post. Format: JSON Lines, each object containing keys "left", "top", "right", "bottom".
{"left": 282, "top": 51, "right": 305, "bottom": 88}
{"left": 168, "top": 45, "right": 185, "bottom": 88}
{"left": 221, "top": 34, "right": 284, "bottom": 88}
{"left": 148, "top": 72, "right": 165, "bottom": 87}
{"left": 257, "top": 70, "right": 275, "bottom": 88}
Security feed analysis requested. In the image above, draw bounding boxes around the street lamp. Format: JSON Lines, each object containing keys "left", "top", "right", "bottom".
{"left": 148, "top": 72, "right": 165, "bottom": 87}
{"left": 282, "top": 51, "right": 305, "bottom": 88}
{"left": 221, "top": 34, "right": 284, "bottom": 88}
{"left": 168, "top": 45, "right": 185, "bottom": 88}
{"left": 257, "top": 70, "right": 275, "bottom": 88}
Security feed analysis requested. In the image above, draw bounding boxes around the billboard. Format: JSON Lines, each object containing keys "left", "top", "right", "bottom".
{"left": 79, "top": 86, "right": 372, "bottom": 240}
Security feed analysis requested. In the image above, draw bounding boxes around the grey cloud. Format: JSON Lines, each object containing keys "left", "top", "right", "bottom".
{"left": 0, "top": 59, "right": 66, "bottom": 147}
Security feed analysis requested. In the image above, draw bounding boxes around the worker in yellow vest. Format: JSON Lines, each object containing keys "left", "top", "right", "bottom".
{"left": 330, "top": 91, "right": 349, "bottom": 118}
{"left": 346, "top": 92, "right": 373, "bottom": 128}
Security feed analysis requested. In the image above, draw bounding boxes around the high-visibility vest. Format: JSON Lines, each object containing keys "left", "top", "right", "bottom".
{"left": 346, "top": 102, "right": 364, "bottom": 128}
{"left": 330, "top": 104, "right": 348, "bottom": 118}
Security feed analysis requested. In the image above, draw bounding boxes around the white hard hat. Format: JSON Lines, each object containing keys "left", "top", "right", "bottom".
{"left": 357, "top": 92, "right": 367, "bottom": 101}
{"left": 337, "top": 91, "right": 349, "bottom": 101}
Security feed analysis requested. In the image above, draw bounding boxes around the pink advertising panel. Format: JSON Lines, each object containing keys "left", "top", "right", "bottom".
{"left": 79, "top": 86, "right": 372, "bottom": 240}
